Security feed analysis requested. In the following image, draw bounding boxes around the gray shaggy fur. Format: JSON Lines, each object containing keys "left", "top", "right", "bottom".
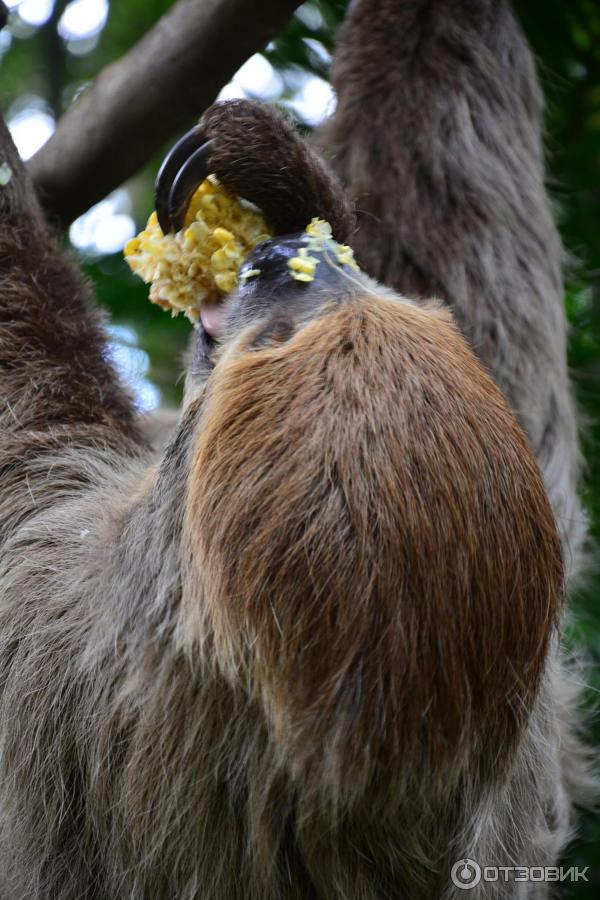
{"left": 0, "top": 0, "right": 593, "bottom": 898}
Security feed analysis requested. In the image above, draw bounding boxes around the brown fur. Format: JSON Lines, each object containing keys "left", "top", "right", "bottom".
{"left": 319, "top": 0, "right": 583, "bottom": 570}
{"left": 186, "top": 295, "right": 562, "bottom": 804}
{"left": 0, "top": 119, "right": 143, "bottom": 442}
{"left": 199, "top": 101, "right": 355, "bottom": 241}
{"left": 0, "top": 1, "right": 589, "bottom": 898}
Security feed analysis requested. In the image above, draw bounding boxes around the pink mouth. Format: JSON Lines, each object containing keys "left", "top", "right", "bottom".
{"left": 200, "top": 302, "right": 226, "bottom": 338}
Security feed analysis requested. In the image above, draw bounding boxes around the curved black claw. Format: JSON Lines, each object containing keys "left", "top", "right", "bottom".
{"left": 154, "top": 128, "right": 214, "bottom": 234}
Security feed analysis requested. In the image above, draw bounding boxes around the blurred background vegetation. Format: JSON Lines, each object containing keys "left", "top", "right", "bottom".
{"left": 0, "top": 0, "right": 598, "bottom": 893}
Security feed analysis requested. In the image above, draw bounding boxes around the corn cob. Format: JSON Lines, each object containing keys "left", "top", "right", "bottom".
{"left": 124, "top": 176, "right": 271, "bottom": 324}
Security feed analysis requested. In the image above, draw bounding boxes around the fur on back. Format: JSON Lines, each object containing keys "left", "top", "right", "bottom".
{"left": 185, "top": 294, "right": 562, "bottom": 802}
{"left": 0, "top": 288, "right": 570, "bottom": 899}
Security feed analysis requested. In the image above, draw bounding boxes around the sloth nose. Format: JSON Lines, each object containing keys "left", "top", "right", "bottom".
{"left": 200, "top": 303, "right": 226, "bottom": 338}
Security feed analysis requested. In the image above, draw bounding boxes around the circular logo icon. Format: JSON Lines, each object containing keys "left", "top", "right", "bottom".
{"left": 451, "top": 859, "right": 482, "bottom": 890}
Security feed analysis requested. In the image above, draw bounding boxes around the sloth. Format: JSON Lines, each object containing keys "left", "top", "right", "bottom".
{"left": 0, "top": 1, "right": 591, "bottom": 898}
{"left": 319, "top": 0, "right": 584, "bottom": 573}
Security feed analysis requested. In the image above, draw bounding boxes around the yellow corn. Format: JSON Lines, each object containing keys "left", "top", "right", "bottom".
{"left": 124, "top": 176, "right": 272, "bottom": 324}
{"left": 287, "top": 218, "right": 359, "bottom": 283}
{"left": 125, "top": 190, "right": 358, "bottom": 323}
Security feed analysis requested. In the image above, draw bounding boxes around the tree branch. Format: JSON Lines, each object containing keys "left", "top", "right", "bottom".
{"left": 40, "top": 0, "right": 69, "bottom": 119}
{"left": 28, "top": 0, "right": 303, "bottom": 229}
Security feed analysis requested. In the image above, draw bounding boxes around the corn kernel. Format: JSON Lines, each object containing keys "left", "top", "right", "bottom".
{"left": 215, "top": 272, "right": 238, "bottom": 292}
{"left": 291, "top": 272, "right": 315, "bottom": 283}
{"left": 289, "top": 256, "right": 318, "bottom": 274}
{"left": 305, "top": 218, "right": 332, "bottom": 239}
{"left": 213, "top": 227, "right": 235, "bottom": 245}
